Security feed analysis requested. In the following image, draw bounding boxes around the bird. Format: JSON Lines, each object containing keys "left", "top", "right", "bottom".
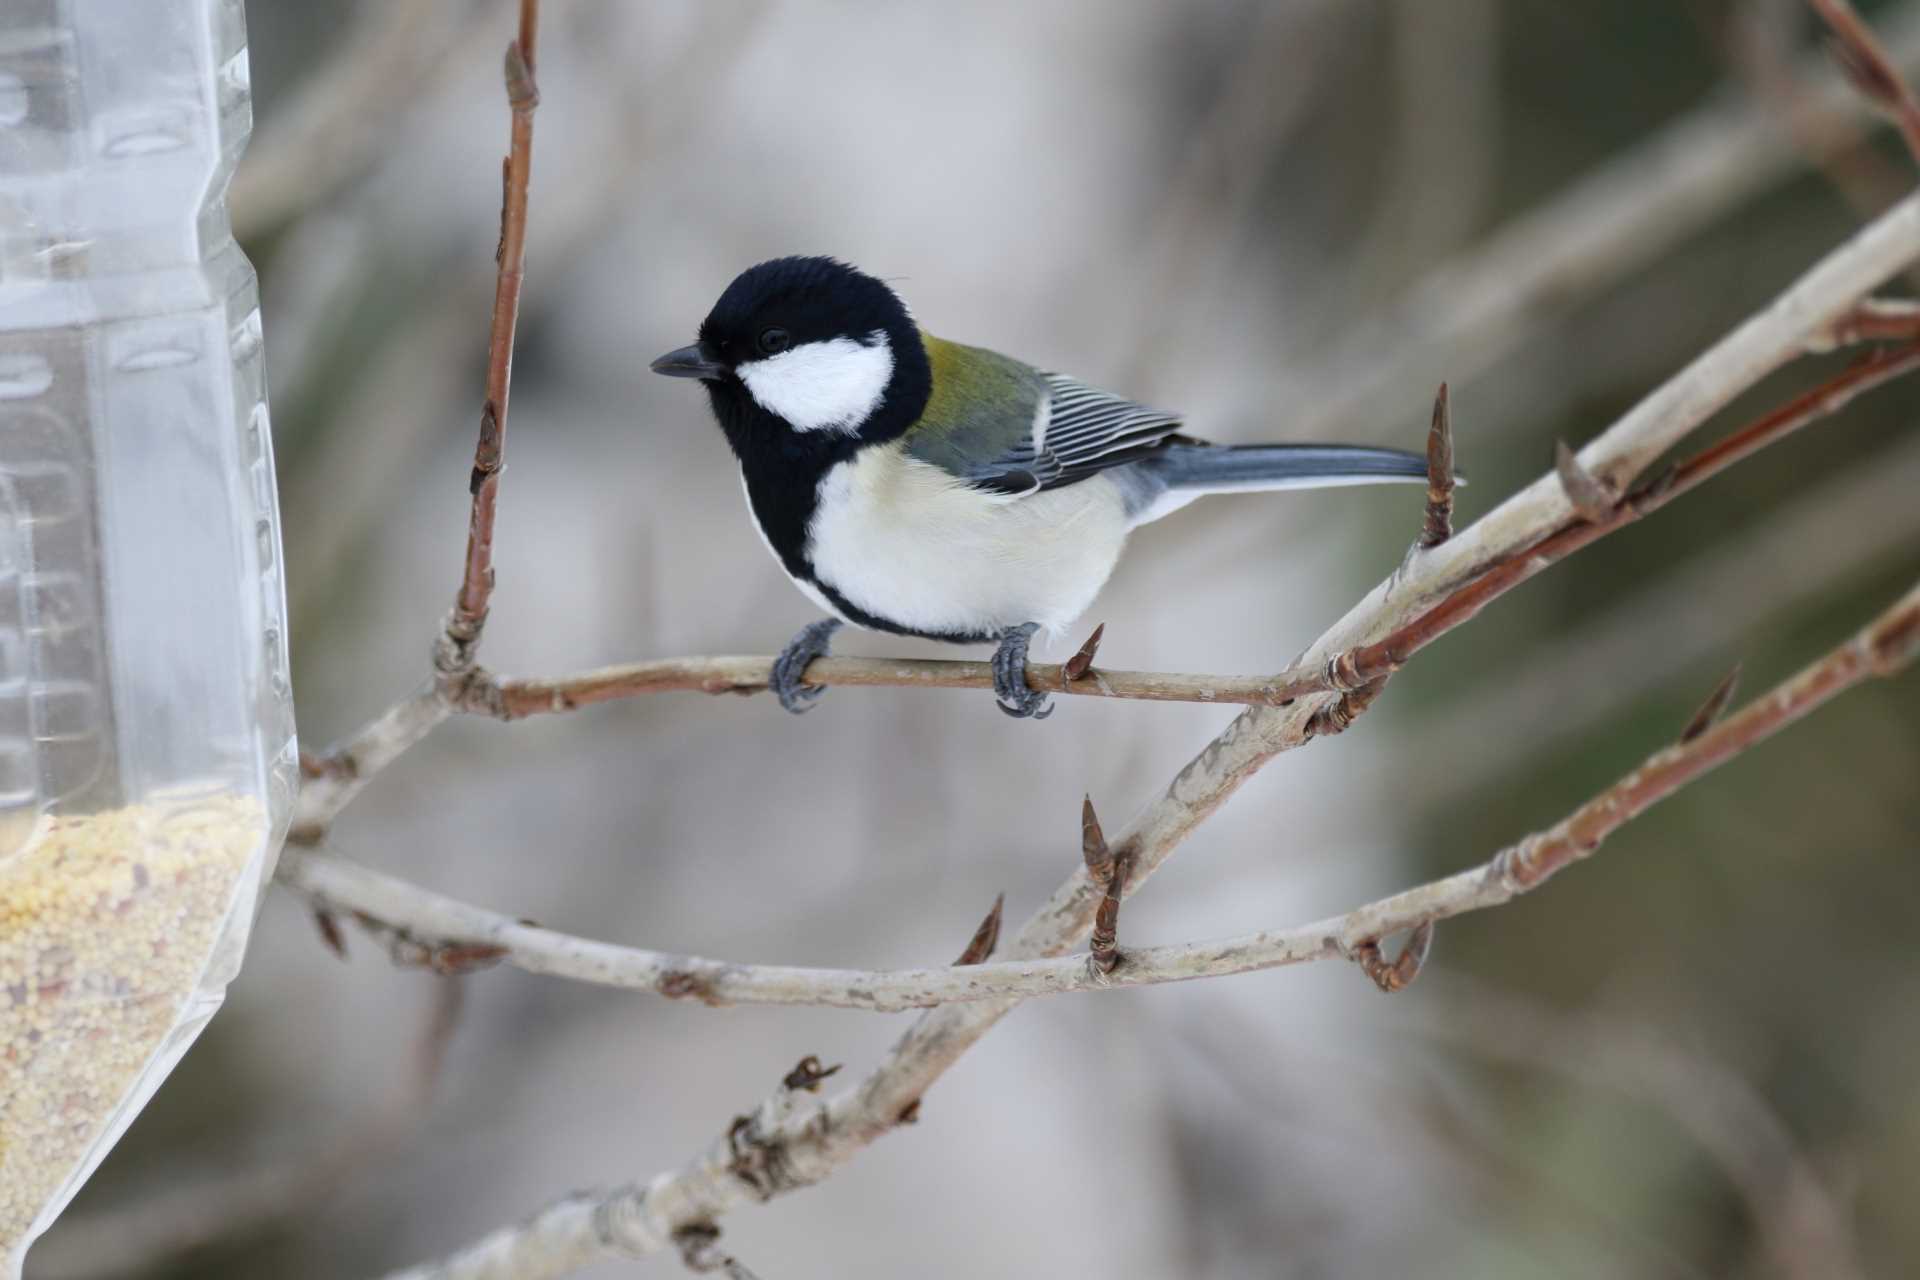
{"left": 651, "top": 256, "right": 1433, "bottom": 719}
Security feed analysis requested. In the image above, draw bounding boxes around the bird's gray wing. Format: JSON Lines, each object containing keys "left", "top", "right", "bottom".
{"left": 905, "top": 347, "right": 1184, "bottom": 497}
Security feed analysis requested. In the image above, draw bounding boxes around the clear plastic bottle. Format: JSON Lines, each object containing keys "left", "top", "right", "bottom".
{"left": 0, "top": 0, "right": 295, "bottom": 1266}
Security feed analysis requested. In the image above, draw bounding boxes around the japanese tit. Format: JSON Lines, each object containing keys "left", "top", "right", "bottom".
{"left": 652, "top": 256, "right": 1431, "bottom": 719}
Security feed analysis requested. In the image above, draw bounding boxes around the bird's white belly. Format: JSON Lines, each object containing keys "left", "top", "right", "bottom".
{"left": 805, "top": 448, "right": 1129, "bottom": 638}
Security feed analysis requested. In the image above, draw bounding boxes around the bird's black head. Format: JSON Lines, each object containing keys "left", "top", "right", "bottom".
{"left": 651, "top": 257, "right": 931, "bottom": 461}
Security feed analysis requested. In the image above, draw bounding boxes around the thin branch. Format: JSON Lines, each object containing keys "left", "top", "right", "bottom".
{"left": 1314, "top": 338, "right": 1920, "bottom": 695}
{"left": 1415, "top": 425, "right": 1920, "bottom": 799}
{"left": 462, "top": 653, "right": 1339, "bottom": 718}
{"left": 292, "top": 685, "right": 451, "bottom": 843}
{"left": 1811, "top": 0, "right": 1920, "bottom": 165}
{"left": 368, "top": 581, "right": 1919, "bottom": 1278}
{"left": 287, "top": 578, "right": 1920, "bottom": 1018}
{"left": 432, "top": 337, "right": 1920, "bottom": 741}
{"left": 444, "top": 5, "right": 540, "bottom": 667}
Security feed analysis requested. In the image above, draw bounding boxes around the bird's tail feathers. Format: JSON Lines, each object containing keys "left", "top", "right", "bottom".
{"left": 1125, "top": 443, "right": 1432, "bottom": 525}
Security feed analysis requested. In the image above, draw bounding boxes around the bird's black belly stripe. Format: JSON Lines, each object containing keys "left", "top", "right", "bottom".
{"left": 808, "top": 577, "right": 999, "bottom": 645}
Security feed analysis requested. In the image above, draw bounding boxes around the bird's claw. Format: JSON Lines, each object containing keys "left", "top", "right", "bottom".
{"left": 991, "top": 622, "right": 1053, "bottom": 720}
{"left": 771, "top": 618, "right": 842, "bottom": 714}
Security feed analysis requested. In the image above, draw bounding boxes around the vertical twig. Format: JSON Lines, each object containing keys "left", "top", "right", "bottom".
{"left": 444, "top": 0, "right": 543, "bottom": 673}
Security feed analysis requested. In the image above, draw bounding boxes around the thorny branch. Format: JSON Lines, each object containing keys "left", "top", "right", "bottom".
{"left": 282, "top": 574, "right": 1920, "bottom": 1019}
{"left": 367, "top": 579, "right": 1920, "bottom": 1278}
{"left": 461, "top": 644, "right": 1343, "bottom": 718}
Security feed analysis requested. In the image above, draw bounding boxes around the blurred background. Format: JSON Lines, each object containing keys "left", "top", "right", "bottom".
{"left": 30, "top": 1, "right": 1920, "bottom": 1276}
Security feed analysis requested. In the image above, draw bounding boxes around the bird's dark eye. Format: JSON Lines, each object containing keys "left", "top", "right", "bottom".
{"left": 756, "top": 326, "right": 792, "bottom": 356}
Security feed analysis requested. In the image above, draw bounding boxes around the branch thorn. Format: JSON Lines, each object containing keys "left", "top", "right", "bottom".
{"left": 1081, "top": 795, "right": 1128, "bottom": 973}
{"left": 312, "top": 908, "right": 348, "bottom": 960}
{"left": 1419, "top": 382, "right": 1457, "bottom": 549}
{"left": 1063, "top": 623, "right": 1106, "bottom": 682}
{"left": 1081, "top": 795, "right": 1113, "bottom": 883}
{"left": 1679, "top": 661, "right": 1742, "bottom": 744}
{"left": 954, "top": 893, "right": 1005, "bottom": 965}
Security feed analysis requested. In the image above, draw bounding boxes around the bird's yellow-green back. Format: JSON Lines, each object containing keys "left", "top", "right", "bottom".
{"left": 903, "top": 331, "right": 1047, "bottom": 476}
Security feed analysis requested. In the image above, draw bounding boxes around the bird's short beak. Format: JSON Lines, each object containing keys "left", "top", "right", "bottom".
{"left": 649, "top": 342, "right": 727, "bottom": 380}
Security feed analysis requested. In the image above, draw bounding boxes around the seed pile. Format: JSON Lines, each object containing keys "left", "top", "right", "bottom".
{"left": 0, "top": 796, "right": 263, "bottom": 1250}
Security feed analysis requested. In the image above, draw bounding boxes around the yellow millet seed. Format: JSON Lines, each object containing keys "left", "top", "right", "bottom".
{"left": 0, "top": 795, "right": 262, "bottom": 1251}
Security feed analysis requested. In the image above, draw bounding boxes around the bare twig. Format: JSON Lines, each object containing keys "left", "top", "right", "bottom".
{"left": 1312, "top": 339, "right": 1920, "bottom": 697}
{"left": 466, "top": 654, "right": 1340, "bottom": 718}
{"left": 283, "top": 576, "right": 1920, "bottom": 1019}
{"left": 1413, "top": 423, "right": 1920, "bottom": 801}
{"left": 443, "top": 4, "right": 541, "bottom": 671}
{"left": 366, "top": 581, "right": 1919, "bottom": 1278}
{"left": 291, "top": 0, "right": 543, "bottom": 845}
{"left": 291, "top": 686, "right": 451, "bottom": 843}
{"left": 1811, "top": 0, "right": 1920, "bottom": 165}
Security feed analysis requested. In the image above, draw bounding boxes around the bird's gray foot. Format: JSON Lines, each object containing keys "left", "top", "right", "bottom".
{"left": 771, "top": 618, "right": 842, "bottom": 714}
{"left": 991, "top": 622, "right": 1053, "bottom": 720}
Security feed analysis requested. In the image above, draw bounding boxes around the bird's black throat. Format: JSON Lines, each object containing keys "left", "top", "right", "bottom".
{"left": 701, "top": 347, "right": 996, "bottom": 643}
{"left": 705, "top": 381, "right": 863, "bottom": 585}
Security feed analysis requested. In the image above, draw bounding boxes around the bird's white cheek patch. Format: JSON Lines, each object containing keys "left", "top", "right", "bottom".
{"left": 738, "top": 331, "right": 893, "bottom": 433}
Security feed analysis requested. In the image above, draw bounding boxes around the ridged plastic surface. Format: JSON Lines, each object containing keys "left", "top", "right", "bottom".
{"left": 0, "top": 0, "right": 294, "bottom": 1266}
